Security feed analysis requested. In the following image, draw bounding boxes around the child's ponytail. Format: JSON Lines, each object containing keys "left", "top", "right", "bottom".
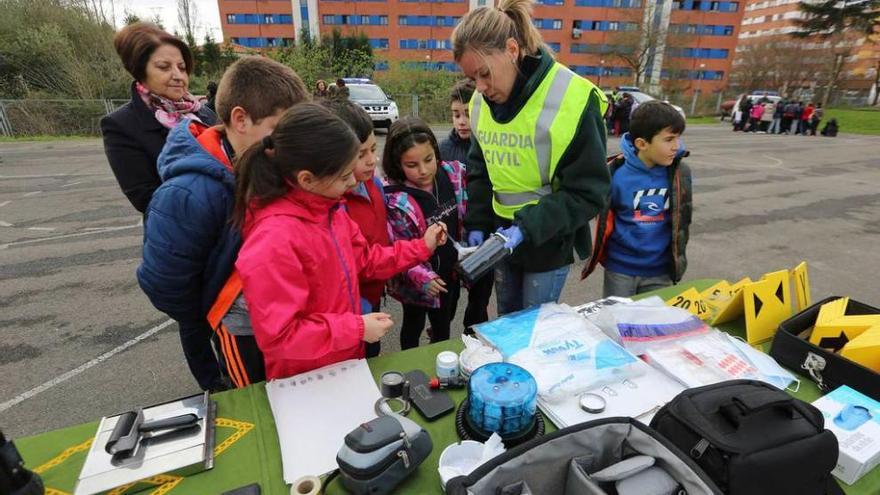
{"left": 233, "top": 102, "right": 360, "bottom": 228}
{"left": 233, "top": 136, "right": 284, "bottom": 227}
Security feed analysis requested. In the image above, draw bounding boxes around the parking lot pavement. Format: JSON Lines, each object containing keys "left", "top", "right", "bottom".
{"left": 1, "top": 125, "right": 879, "bottom": 438}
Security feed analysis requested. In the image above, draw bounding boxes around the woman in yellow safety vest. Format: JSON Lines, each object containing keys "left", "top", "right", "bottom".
{"left": 452, "top": 0, "right": 611, "bottom": 315}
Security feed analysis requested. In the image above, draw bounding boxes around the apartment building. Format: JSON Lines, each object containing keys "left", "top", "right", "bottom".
{"left": 218, "top": 0, "right": 746, "bottom": 93}
{"left": 735, "top": 0, "right": 880, "bottom": 101}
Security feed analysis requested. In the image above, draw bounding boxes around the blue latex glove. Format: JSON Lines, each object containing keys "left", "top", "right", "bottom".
{"left": 467, "top": 230, "right": 486, "bottom": 247}
{"left": 497, "top": 225, "right": 524, "bottom": 250}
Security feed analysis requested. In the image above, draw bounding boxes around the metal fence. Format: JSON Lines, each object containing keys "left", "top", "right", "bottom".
{"left": 385, "top": 93, "right": 450, "bottom": 124}
{"left": 0, "top": 99, "right": 131, "bottom": 137}
{"left": 0, "top": 96, "right": 452, "bottom": 138}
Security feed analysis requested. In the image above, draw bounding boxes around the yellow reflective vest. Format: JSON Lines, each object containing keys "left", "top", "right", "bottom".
{"left": 470, "top": 62, "right": 608, "bottom": 220}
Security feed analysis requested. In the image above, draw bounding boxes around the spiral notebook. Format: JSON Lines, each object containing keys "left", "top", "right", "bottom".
{"left": 265, "top": 359, "right": 381, "bottom": 484}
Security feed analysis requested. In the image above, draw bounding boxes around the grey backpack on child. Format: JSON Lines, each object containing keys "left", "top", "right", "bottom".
{"left": 446, "top": 417, "right": 721, "bottom": 495}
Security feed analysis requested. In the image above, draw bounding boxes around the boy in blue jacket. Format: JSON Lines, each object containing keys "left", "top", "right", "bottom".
{"left": 581, "top": 101, "right": 692, "bottom": 297}
{"left": 137, "top": 57, "right": 309, "bottom": 391}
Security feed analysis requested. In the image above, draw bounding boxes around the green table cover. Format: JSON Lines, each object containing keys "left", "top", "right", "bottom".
{"left": 17, "top": 280, "right": 879, "bottom": 494}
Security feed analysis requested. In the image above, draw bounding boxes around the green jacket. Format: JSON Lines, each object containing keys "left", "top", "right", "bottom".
{"left": 465, "top": 49, "right": 610, "bottom": 273}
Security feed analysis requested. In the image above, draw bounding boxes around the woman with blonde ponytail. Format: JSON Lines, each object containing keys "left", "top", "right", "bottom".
{"left": 452, "top": 0, "right": 611, "bottom": 315}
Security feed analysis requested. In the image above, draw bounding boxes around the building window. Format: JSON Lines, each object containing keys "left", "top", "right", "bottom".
{"left": 402, "top": 61, "right": 460, "bottom": 71}
{"left": 324, "top": 15, "right": 388, "bottom": 25}
{"left": 547, "top": 42, "right": 561, "bottom": 52}
{"left": 399, "top": 39, "right": 453, "bottom": 50}
{"left": 399, "top": 16, "right": 460, "bottom": 26}
{"left": 675, "top": 0, "right": 738, "bottom": 10}
{"left": 226, "top": 14, "right": 236, "bottom": 24}
{"left": 574, "top": 0, "right": 642, "bottom": 6}
{"left": 569, "top": 65, "right": 633, "bottom": 77}
{"left": 669, "top": 23, "right": 735, "bottom": 36}
{"left": 533, "top": 18, "right": 563, "bottom": 30}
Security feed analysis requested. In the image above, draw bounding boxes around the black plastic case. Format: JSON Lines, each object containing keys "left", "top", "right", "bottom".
{"left": 769, "top": 296, "right": 880, "bottom": 400}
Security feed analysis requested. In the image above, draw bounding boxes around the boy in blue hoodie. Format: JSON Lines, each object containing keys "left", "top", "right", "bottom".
{"left": 581, "top": 101, "right": 692, "bottom": 297}
{"left": 137, "top": 57, "right": 309, "bottom": 391}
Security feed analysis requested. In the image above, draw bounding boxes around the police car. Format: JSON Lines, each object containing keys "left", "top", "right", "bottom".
{"left": 343, "top": 78, "right": 399, "bottom": 129}
{"left": 609, "top": 86, "right": 687, "bottom": 120}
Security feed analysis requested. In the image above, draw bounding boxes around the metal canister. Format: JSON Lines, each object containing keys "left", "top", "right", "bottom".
{"left": 456, "top": 233, "right": 510, "bottom": 285}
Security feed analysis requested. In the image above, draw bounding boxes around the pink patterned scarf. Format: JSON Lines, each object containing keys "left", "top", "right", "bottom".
{"left": 136, "top": 81, "right": 204, "bottom": 129}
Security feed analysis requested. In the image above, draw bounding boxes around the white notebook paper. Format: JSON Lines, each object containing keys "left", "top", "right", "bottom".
{"left": 265, "top": 359, "right": 381, "bottom": 484}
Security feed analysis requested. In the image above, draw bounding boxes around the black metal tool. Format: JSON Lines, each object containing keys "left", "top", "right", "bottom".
{"left": 104, "top": 409, "right": 201, "bottom": 460}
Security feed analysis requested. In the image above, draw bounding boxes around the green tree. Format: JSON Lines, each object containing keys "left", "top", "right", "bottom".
{"left": 123, "top": 10, "right": 140, "bottom": 25}
{"left": 200, "top": 33, "right": 223, "bottom": 79}
{"left": 373, "top": 61, "right": 461, "bottom": 122}
{"left": 794, "top": 0, "right": 880, "bottom": 38}
{"left": 177, "top": 0, "right": 198, "bottom": 48}
{"left": 151, "top": 13, "right": 165, "bottom": 30}
{"left": 0, "top": 0, "right": 128, "bottom": 99}
{"left": 792, "top": 0, "right": 880, "bottom": 105}
{"left": 321, "top": 29, "right": 374, "bottom": 78}
{"left": 269, "top": 29, "right": 375, "bottom": 86}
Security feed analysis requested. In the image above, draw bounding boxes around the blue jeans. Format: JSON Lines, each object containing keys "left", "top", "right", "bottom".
{"left": 494, "top": 261, "right": 570, "bottom": 315}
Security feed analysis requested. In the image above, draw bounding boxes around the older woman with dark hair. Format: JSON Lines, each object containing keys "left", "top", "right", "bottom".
{"left": 101, "top": 22, "right": 217, "bottom": 214}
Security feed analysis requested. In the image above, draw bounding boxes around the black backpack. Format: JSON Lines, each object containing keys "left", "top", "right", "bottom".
{"left": 650, "top": 380, "right": 842, "bottom": 495}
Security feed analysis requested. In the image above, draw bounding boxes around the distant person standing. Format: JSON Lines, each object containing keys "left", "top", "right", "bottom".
{"left": 801, "top": 102, "right": 814, "bottom": 136}
{"left": 760, "top": 100, "right": 774, "bottom": 133}
{"left": 782, "top": 100, "right": 796, "bottom": 135}
{"left": 749, "top": 100, "right": 764, "bottom": 133}
{"left": 314, "top": 79, "right": 330, "bottom": 98}
{"left": 330, "top": 78, "right": 350, "bottom": 100}
{"left": 616, "top": 93, "right": 633, "bottom": 135}
{"left": 792, "top": 101, "right": 803, "bottom": 134}
{"left": 101, "top": 23, "right": 217, "bottom": 214}
{"left": 768, "top": 99, "right": 784, "bottom": 134}
{"left": 810, "top": 102, "right": 824, "bottom": 136}
{"left": 205, "top": 81, "right": 218, "bottom": 112}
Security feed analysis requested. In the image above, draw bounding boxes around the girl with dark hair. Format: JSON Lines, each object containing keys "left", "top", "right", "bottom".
{"left": 321, "top": 98, "right": 388, "bottom": 358}
{"left": 383, "top": 117, "right": 467, "bottom": 350}
{"left": 233, "top": 103, "right": 446, "bottom": 380}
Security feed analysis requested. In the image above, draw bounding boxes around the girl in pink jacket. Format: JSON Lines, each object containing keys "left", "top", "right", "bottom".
{"left": 233, "top": 103, "right": 447, "bottom": 380}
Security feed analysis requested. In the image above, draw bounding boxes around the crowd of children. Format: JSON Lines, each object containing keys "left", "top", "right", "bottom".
{"left": 732, "top": 98, "right": 838, "bottom": 137}
{"left": 131, "top": 53, "right": 693, "bottom": 390}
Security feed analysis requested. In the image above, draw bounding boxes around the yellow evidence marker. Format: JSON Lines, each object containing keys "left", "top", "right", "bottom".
{"left": 667, "top": 287, "right": 712, "bottom": 321}
{"left": 710, "top": 277, "right": 753, "bottom": 326}
{"left": 840, "top": 325, "right": 880, "bottom": 372}
{"left": 741, "top": 271, "right": 793, "bottom": 344}
{"left": 790, "top": 262, "right": 811, "bottom": 312}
